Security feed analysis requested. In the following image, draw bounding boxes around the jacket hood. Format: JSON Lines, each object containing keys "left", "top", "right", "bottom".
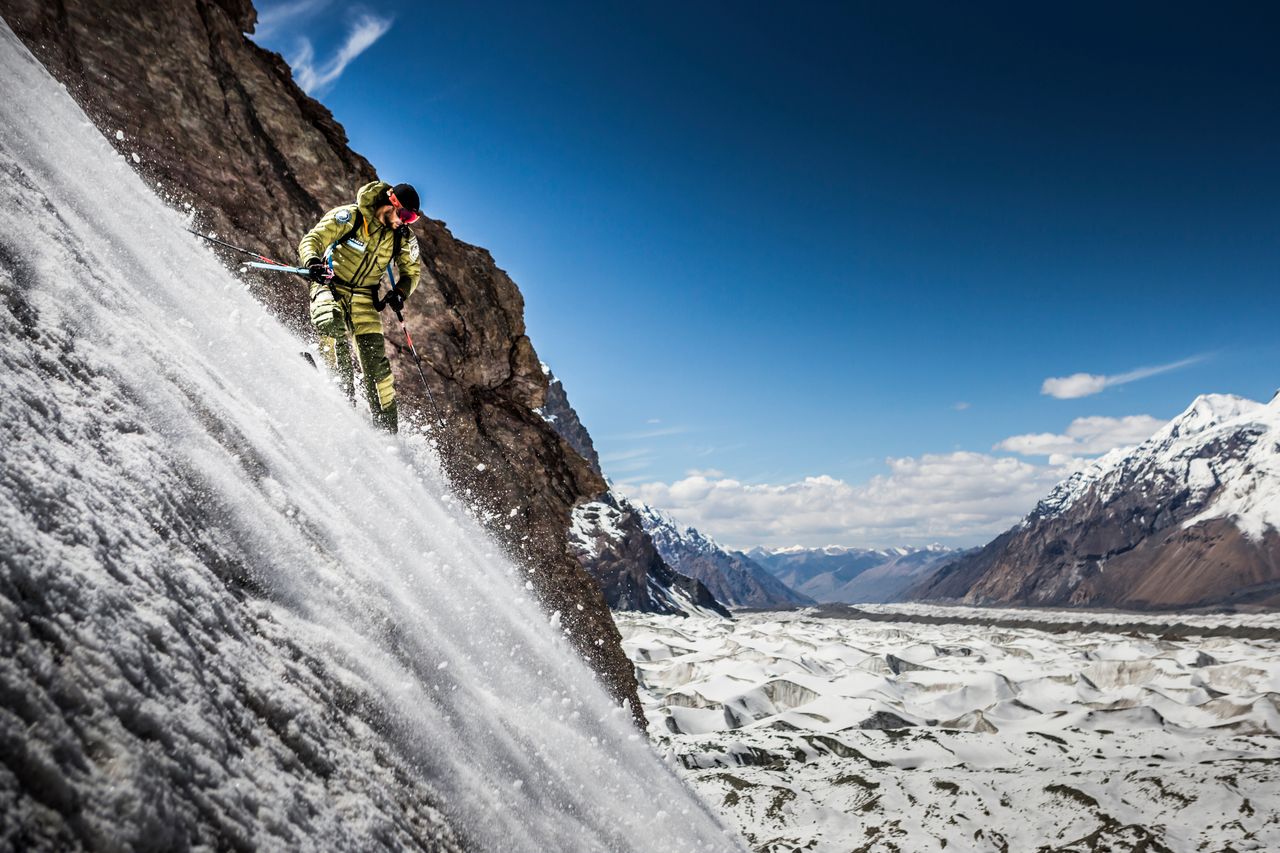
{"left": 355, "top": 180, "right": 391, "bottom": 217}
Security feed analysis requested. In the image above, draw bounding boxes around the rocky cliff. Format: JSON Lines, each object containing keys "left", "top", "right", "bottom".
{"left": 1, "top": 0, "right": 640, "bottom": 717}
{"left": 911, "top": 394, "right": 1280, "bottom": 609}
{"left": 540, "top": 367, "right": 604, "bottom": 476}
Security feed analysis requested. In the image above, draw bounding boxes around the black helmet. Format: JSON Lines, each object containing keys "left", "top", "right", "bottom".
{"left": 389, "top": 183, "right": 421, "bottom": 215}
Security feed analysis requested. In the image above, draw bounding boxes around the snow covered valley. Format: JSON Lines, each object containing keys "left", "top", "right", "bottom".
{"left": 618, "top": 609, "right": 1280, "bottom": 852}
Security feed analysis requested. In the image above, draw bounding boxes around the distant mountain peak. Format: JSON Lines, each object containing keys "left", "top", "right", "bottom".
{"left": 1154, "top": 393, "right": 1262, "bottom": 442}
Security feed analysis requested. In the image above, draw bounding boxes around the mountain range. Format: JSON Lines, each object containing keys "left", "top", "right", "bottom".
{"left": 749, "top": 544, "right": 965, "bottom": 603}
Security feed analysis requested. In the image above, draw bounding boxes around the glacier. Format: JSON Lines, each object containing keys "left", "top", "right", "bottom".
{"left": 0, "top": 19, "right": 737, "bottom": 851}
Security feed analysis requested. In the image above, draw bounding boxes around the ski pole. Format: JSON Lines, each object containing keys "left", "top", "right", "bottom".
{"left": 186, "top": 228, "right": 290, "bottom": 266}
{"left": 243, "top": 260, "right": 313, "bottom": 276}
{"left": 380, "top": 271, "right": 446, "bottom": 425}
{"left": 397, "top": 312, "right": 445, "bottom": 426}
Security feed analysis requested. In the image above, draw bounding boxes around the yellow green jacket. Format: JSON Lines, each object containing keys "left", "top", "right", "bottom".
{"left": 298, "top": 180, "right": 421, "bottom": 293}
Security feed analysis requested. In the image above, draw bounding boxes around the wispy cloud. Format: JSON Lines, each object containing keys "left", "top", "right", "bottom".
{"left": 290, "top": 13, "right": 394, "bottom": 95}
{"left": 253, "top": 0, "right": 330, "bottom": 40}
{"left": 996, "top": 414, "right": 1166, "bottom": 464}
{"left": 605, "top": 425, "right": 690, "bottom": 440}
{"left": 599, "top": 447, "right": 657, "bottom": 475}
{"left": 953, "top": 401, "right": 971, "bottom": 411}
{"left": 600, "top": 448, "right": 650, "bottom": 463}
{"left": 619, "top": 452, "right": 1068, "bottom": 550}
{"left": 1041, "top": 356, "right": 1206, "bottom": 399}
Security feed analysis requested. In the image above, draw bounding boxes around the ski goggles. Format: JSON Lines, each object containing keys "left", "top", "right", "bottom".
{"left": 388, "top": 191, "right": 420, "bottom": 224}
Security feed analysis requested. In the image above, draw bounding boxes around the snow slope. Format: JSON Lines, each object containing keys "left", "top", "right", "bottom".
{"left": 0, "top": 21, "right": 737, "bottom": 851}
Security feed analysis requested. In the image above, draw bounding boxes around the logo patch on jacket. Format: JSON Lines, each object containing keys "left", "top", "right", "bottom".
{"left": 345, "top": 239, "right": 367, "bottom": 252}
{"left": 335, "top": 209, "right": 351, "bottom": 223}
{"left": 408, "top": 238, "right": 420, "bottom": 261}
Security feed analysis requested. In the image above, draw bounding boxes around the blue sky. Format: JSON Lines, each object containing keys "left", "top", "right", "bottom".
{"left": 251, "top": 2, "right": 1279, "bottom": 548}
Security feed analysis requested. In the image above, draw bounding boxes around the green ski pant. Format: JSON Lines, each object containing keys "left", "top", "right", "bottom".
{"left": 310, "top": 282, "right": 398, "bottom": 433}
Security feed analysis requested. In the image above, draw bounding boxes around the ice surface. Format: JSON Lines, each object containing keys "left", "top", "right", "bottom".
{"left": 0, "top": 21, "right": 738, "bottom": 852}
{"left": 620, "top": 609, "right": 1280, "bottom": 852}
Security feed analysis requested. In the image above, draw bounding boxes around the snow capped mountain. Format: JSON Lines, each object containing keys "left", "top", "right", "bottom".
{"left": 749, "top": 544, "right": 964, "bottom": 603}
{"left": 913, "top": 393, "right": 1280, "bottom": 609}
{"left": 569, "top": 494, "right": 730, "bottom": 617}
{"left": 631, "top": 503, "right": 812, "bottom": 608}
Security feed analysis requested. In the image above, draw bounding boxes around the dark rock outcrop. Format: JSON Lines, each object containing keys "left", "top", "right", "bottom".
{"left": 540, "top": 367, "right": 603, "bottom": 476}
{"left": 910, "top": 394, "right": 1280, "bottom": 610}
{"left": 1, "top": 0, "right": 640, "bottom": 717}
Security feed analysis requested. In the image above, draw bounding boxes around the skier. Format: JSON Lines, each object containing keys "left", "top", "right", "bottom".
{"left": 299, "top": 180, "right": 423, "bottom": 433}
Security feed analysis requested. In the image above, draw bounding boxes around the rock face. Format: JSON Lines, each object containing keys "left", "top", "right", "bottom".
{"left": 1, "top": 0, "right": 640, "bottom": 717}
{"left": 539, "top": 367, "right": 603, "bottom": 476}
{"left": 634, "top": 504, "right": 813, "bottom": 608}
{"left": 911, "top": 394, "right": 1280, "bottom": 609}
{"left": 749, "top": 545, "right": 963, "bottom": 603}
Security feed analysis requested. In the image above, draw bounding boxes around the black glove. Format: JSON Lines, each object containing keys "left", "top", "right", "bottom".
{"left": 306, "top": 258, "right": 333, "bottom": 283}
{"left": 383, "top": 286, "right": 406, "bottom": 314}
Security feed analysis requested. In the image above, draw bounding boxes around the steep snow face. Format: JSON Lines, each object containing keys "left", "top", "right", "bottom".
{"left": 0, "top": 24, "right": 735, "bottom": 852}
{"left": 570, "top": 499, "right": 629, "bottom": 558}
{"left": 1031, "top": 393, "right": 1280, "bottom": 540}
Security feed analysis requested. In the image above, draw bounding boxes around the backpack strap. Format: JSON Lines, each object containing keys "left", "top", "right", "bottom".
{"left": 324, "top": 207, "right": 366, "bottom": 278}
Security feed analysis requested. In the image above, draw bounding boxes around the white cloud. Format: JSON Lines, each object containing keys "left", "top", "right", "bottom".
{"left": 996, "top": 414, "right": 1166, "bottom": 460}
{"left": 605, "top": 425, "right": 689, "bottom": 440}
{"left": 1041, "top": 356, "right": 1205, "bottom": 399}
{"left": 619, "top": 451, "right": 1067, "bottom": 550}
{"left": 253, "top": 0, "right": 329, "bottom": 39}
{"left": 953, "top": 401, "right": 971, "bottom": 411}
{"left": 290, "top": 13, "right": 393, "bottom": 94}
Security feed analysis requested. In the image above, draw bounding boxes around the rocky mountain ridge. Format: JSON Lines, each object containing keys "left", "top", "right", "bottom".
{"left": 569, "top": 494, "right": 731, "bottom": 617}
{"left": 911, "top": 393, "right": 1280, "bottom": 609}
